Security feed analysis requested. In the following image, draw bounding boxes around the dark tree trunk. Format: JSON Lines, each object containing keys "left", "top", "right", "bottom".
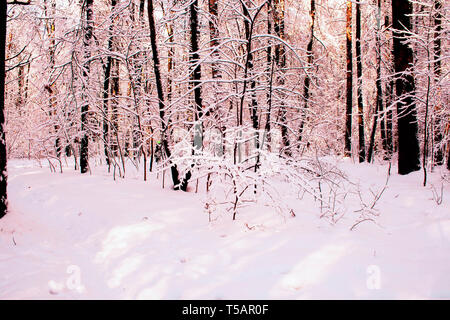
{"left": 110, "top": 56, "right": 120, "bottom": 158}
{"left": 344, "top": 0, "right": 352, "bottom": 157}
{"left": 382, "top": 15, "right": 394, "bottom": 160}
{"left": 102, "top": 0, "right": 116, "bottom": 169}
{"left": 298, "top": 0, "right": 316, "bottom": 146}
{"left": 166, "top": 22, "right": 174, "bottom": 103}
{"left": 80, "top": 0, "right": 93, "bottom": 174}
{"left": 367, "top": 0, "right": 382, "bottom": 163}
{"left": 139, "top": 0, "right": 145, "bottom": 18}
{"left": 190, "top": 0, "right": 203, "bottom": 126}
{"left": 237, "top": 2, "right": 264, "bottom": 165}
{"left": 16, "top": 65, "right": 24, "bottom": 112}
{"left": 384, "top": 41, "right": 394, "bottom": 158}
{"left": 433, "top": 0, "right": 443, "bottom": 166}
{"left": 0, "top": 0, "right": 7, "bottom": 219}
{"left": 273, "top": 0, "right": 290, "bottom": 157}
{"left": 147, "top": 0, "right": 181, "bottom": 189}
{"left": 447, "top": 141, "right": 450, "bottom": 171}
{"left": 24, "top": 63, "right": 30, "bottom": 104}
{"left": 179, "top": 0, "right": 205, "bottom": 192}
{"left": 265, "top": 0, "right": 273, "bottom": 151}
{"left": 356, "top": 1, "right": 365, "bottom": 162}
{"left": 385, "top": 104, "right": 393, "bottom": 158}
{"left": 392, "top": 0, "right": 421, "bottom": 175}
{"left": 209, "top": 0, "right": 220, "bottom": 80}
{"left": 242, "top": 1, "right": 259, "bottom": 163}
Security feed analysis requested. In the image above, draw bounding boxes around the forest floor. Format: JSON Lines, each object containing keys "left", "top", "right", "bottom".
{"left": 0, "top": 157, "right": 449, "bottom": 299}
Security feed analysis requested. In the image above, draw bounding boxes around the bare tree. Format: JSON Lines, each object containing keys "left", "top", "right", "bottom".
{"left": 367, "top": 0, "right": 383, "bottom": 163}
{"left": 147, "top": 0, "right": 181, "bottom": 189}
{"left": 43, "top": 0, "right": 61, "bottom": 158}
{"left": 80, "top": 0, "right": 94, "bottom": 174}
{"left": 355, "top": 0, "right": 365, "bottom": 162}
{"left": 0, "top": 0, "right": 7, "bottom": 219}
{"left": 298, "top": 0, "right": 316, "bottom": 145}
{"left": 344, "top": 0, "right": 352, "bottom": 158}
{"left": 392, "top": 0, "right": 421, "bottom": 175}
{"left": 432, "top": 0, "right": 444, "bottom": 166}
{"left": 273, "top": 0, "right": 290, "bottom": 157}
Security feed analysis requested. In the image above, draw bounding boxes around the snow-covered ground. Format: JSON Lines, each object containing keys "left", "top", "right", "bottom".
{"left": 0, "top": 158, "right": 449, "bottom": 299}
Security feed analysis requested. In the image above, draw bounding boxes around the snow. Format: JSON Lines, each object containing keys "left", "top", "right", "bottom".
{"left": 0, "top": 158, "right": 449, "bottom": 299}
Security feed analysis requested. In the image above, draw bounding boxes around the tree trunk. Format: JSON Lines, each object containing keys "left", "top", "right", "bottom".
{"left": 344, "top": 0, "right": 352, "bottom": 157}
{"left": 381, "top": 15, "right": 394, "bottom": 160}
{"left": 392, "top": 0, "right": 421, "bottom": 175}
{"left": 209, "top": 0, "right": 220, "bottom": 80}
{"left": 265, "top": 0, "right": 273, "bottom": 152}
{"left": 367, "top": 0, "right": 382, "bottom": 163}
{"left": 110, "top": 57, "right": 120, "bottom": 156}
{"left": 208, "top": 0, "right": 225, "bottom": 157}
{"left": 447, "top": 139, "right": 450, "bottom": 171}
{"left": 147, "top": 0, "right": 181, "bottom": 189}
{"left": 129, "top": 3, "right": 144, "bottom": 162}
{"left": 16, "top": 65, "right": 24, "bottom": 111}
{"left": 356, "top": 1, "right": 365, "bottom": 162}
{"left": 0, "top": 0, "right": 7, "bottom": 218}
{"left": 242, "top": 1, "right": 259, "bottom": 164}
{"left": 166, "top": 21, "right": 174, "bottom": 103}
{"left": 190, "top": 0, "right": 203, "bottom": 132}
{"left": 273, "top": 0, "right": 290, "bottom": 157}
{"left": 80, "top": 0, "right": 93, "bottom": 174}
{"left": 178, "top": 0, "right": 205, "bottom": 192}
{"left": 433, "top": 0, "right": 443, "bottom": 166}
{"left": 384, "top": 16, "right": 394, "bottom": 160}
{"left": 24, "top": 63, "right": 30, "bottom": 104}
{"left": 102, "top": 0, "right": 116, "bottom": 169}
{"left": 298, "top": 0, "right": 315, "bottom": 145}
{"left": 44, "top": 0, "right": 61, "bottom": 158}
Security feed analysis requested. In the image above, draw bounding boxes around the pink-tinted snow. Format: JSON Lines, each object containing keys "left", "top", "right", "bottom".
{"left": 0, "top": 159, "right": 449, "bottom": 299}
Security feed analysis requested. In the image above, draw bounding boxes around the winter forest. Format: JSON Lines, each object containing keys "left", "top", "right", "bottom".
{"left": 0, "top": 0, "right": 449, "bottom": 299}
